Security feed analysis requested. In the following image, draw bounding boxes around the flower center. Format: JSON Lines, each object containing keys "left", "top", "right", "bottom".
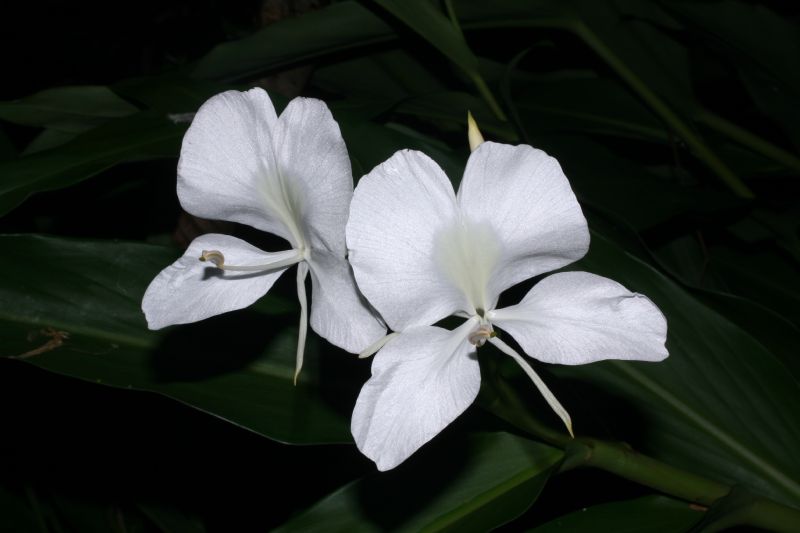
{"left": 434, "top": 217, "right": 501, "bottom": 315}
{"left": 258, "top": 162, "right": 308, "bottom": 249}
{"left": 468, "top": 322, "right": 496, "bottom": 347}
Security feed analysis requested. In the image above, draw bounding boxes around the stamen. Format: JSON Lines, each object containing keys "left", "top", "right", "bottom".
{"left": 198, "top": 248, "right": 303, "bottom": 272}
{"left": 199, "top": 250, "right": 225, "bottom": 268}
{"left": 488, "top": 336, "right": 574, "bottom": 438}
{"left": 293, "top": 262, "right": 309, "bottom": 385}
{"left": 468, "top": 325, "right": 496, "bottom": 347}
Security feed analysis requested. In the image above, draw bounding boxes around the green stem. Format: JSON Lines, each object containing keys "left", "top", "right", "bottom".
{"left": 561, "top": 439, "right": 729, "bottom": 504}
{"left": 696, "top": 111, "right": 800, "bottom": 173}
{"left": 479, "top": 370, "right": 800, "bottom": 532}
{"left": 571, "top": 21, "right": 754, "bottom": 199}
{"left": 562, "top": 439, "right": 800, "bottom": 532}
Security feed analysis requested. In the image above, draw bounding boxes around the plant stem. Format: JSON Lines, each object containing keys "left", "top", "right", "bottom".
{"left": 562, "top": 439, "right": 800, "bottom": 532}
{"left": 479, "top": 371, "right": 800, "bottom": 532}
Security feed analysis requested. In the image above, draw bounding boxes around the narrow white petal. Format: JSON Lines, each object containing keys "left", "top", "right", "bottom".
{"left": 176, "top": 89, "right": 297, "bottom": 241}
{"left": 273, "top": 97, "right": 353, "bottom": 255}
{"left": 307, "top": 250, "right": 386, "bottom": 354}
{"left": 490, "top": 271, "right": 668, "bottom": 365}
{"left": 142, "top": 234, "right": 292, "bottom": 330}
{"left": 457, "top": 142, "right": 590, "bottom": 300}
{"left": 294, "top": 262, "right": 309, "bottom": 385}
{"left": 488, "top": 336, "right": 573, "bottom": 437}
{"left": 351, "top": 319, "right": 481, "bottom": 471}
{"left": 346, "top": 150, "right": 466, "bottom": 331}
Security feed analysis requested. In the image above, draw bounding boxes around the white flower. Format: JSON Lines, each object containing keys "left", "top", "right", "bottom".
{"left": 142, "top": 88, "right": 386, "bottom": 380}
{"left": 346, "top": 137, "right": 668, "bottom": 471}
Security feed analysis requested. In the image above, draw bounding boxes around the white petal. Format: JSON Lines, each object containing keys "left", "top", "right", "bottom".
{"left": 142, "top": 234, "right": 292, "bottom": 330}
{"left": 346, "top": 150, "right": 466, "bottom": 330}
{"left": 307, "top": 250, "right": 387, "bottom": 354}
{"left": 457, "top": 142, "right": 590, "bottom": 299}
{"left": 273, "top": 97, "right": 353, "bottom": 255}
{"left": 351, "top": 320, "right": 481, "bottom": 471}
{"left": 176, "top": 89, "right": 299, "bottom": 242}
{"left": 490, "top": 272, "right": 668, "bottom": 365}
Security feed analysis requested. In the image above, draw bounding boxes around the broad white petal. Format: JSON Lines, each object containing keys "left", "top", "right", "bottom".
{"left": 272, "top": 98, "right": 354, "bottom": 255}
{"left": 351, "top": 320, "right": 481, "bottom": 471}
{"left": 307, "top": 250, "right": 386, "bottom": 354}
{"left": 346, "top": 150, "right": 466, "bottom": 330}
{"left": 177, "top": 88, "right": 299, "bottom": 244}
{"left": 457, "top": 142, "right": 590, "bottom": 299}
{"left": 142, "top": 234, "right": 292, "bottom": 330}
{"left": 490, "top": 272, "right": 668, "bottom": 365}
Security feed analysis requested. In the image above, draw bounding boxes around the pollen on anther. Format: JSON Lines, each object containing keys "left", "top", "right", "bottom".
{"left": 199, "top": 249, "right": 225, "bottom": 268}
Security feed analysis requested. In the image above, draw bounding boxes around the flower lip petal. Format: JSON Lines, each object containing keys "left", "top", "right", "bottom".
{"left": 351, "top": 319, "right": 481, "bottom": 471}
{"left": 177, "top": 89, "right": 294, "bottom": 241}
{"left": 346, "top": 149, "right": 467, "bottom": 331}
{"left": 490, "top": 271, "right": 668, "bottom": 365}
{"left": 142, "top": 233, "right": 293, "bottom": 330}
{"left": 457, "top": 142, "right": 590, "bottom": 303}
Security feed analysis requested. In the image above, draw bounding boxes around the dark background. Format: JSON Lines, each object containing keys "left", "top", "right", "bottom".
{"left": 1, "top": 1, "right": 798, "bottom": 531}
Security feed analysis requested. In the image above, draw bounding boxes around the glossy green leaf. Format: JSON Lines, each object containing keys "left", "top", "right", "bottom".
{"left": 368, "top": 0, "right": 478, "bottom": 75}
{"left": 0, "top": 112, "right": 185, "bottom": 216}
{"left": 662, "top": 1, "right": 800, "bottom": 97}
{"left": 192, "top": 2, "right": 393, "bottom": 81}
{"left": 0, "top": 234, "right": 353, "bottom": 445}
{"left": 548, "top": 233, "right": 800, "bottom": 507}
{"left": 539, "top": 135, "right": 739, "bottom": 232}
{"left": 531, "top": 495, "right": 703, "bottom": 532}
{"left": 0, "top": 86, "right": 138, "bottom": 132}
{"left": 513, "top": 77, "right": 667, "bottom": 143}
{"left": 276, "top": 432, "right": 562, "bottom": 532}
{"left": 311, "top": 50, "right": 446, "bottom": 104}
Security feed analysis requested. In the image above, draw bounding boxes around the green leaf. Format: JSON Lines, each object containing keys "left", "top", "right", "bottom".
{"left": 539, "top": 135, "right": 741, "bottom": 232}
{"left": 192, "top": 2, "right": 394, "bottom": 81}
{"left": 530, "top": 495, "right": 704, "bottom": 532}
{"left": 513, "top": 76, "right": 667, "bottom": 143}
{"left": 368, "top": 0, "right": 505, "bottom": 119}
{"left": 0, "top": 127, "right": 15, "bottom": 160}
{"left": 368, "top": 0, "right": 478, "bottom": 75}
{"left": 661, "top": 1, "right": 800, "bottom": 98}
{"left": 548, "top": 233, "right": 800, "bottom": 507}
{"left": 0, "top": 235, "right": 353, "bottom": 444}
{"left": 276, "top": 432, "right": 562, "bottom": 532}
{"left": 0, "top": 86, "right": 138, "bottom": 133}
{"left": 311, "top": 50, "right": 447, "bottom": 104}
{"left": 0, "top": 112, "right": 185, "bottom": 216}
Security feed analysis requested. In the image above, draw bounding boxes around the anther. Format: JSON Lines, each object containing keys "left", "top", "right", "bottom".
{"left": 199, "top": 250, "right": 225, "bottom": 268}
{"left": 468, "top": 325, "right": 496, "bottom": 347}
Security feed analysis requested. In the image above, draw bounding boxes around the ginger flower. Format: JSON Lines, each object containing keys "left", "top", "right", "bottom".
{"left": 346, "top": 127, "right": 668, "bottom": 470}
{"left": 142, "top": 88, "right": 385, "bottom": 380}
